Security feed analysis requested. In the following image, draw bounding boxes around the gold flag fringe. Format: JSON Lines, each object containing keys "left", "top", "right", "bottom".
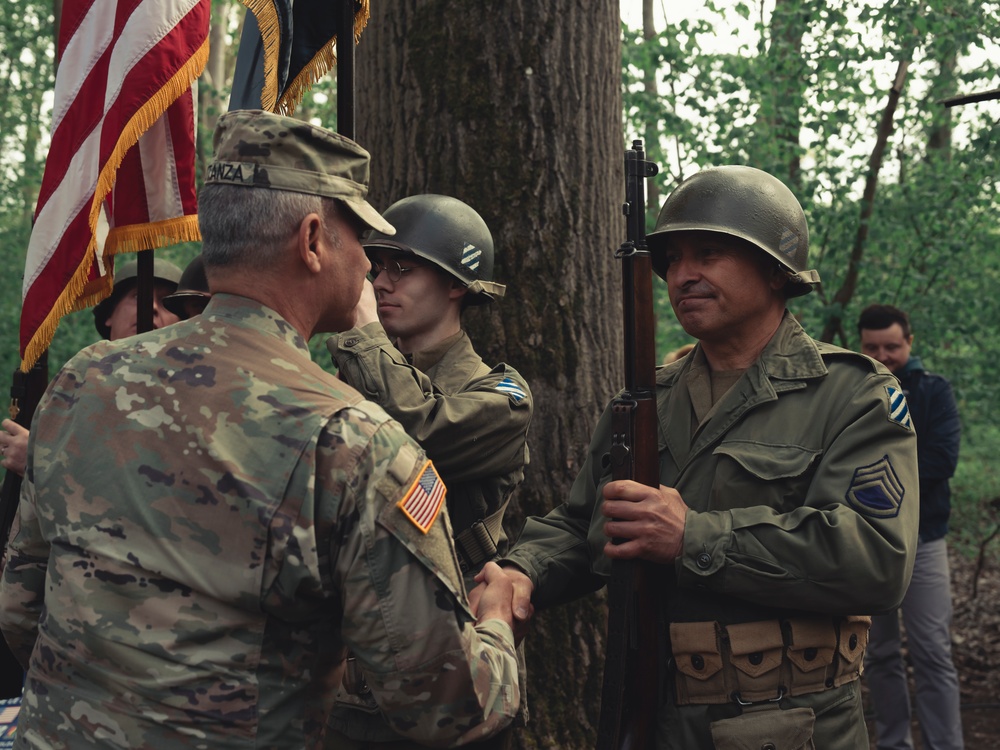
{"left": 20, "top": 38, "right": 209, "bottom": 372}
{"left": 239, "top": 0, "right": 282, "bottom": 111}
{"left": 277, "top": 0, "right": 370, "bottom": 116}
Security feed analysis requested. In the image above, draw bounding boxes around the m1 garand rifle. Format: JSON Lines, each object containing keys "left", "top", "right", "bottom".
{"left": 596, "top": 140, "right": 661, "bottom": 750}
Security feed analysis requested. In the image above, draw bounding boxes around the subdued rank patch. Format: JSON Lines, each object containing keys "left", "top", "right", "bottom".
{"left": 495, "top": 377, "right": 526, "bottom": 402}
{"left": 885, "top": 385, "right": 912, "bottom": 430}
{"left": 846, "top": 455, "right": 905, "bottom": 518}
{"left": 461, "top": 243, "right": 481, "bottom": 272}
{"left": 398, "top": 460, "right": 446, "bottom": 534}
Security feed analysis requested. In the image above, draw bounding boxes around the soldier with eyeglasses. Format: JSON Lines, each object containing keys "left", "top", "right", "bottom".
{"left": 326, "top": 194, "right": 533, "bottom": 750}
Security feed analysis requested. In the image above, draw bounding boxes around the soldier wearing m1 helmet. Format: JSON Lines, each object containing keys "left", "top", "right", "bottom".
{"left": 493, "top": 165, "right": 919, "bottom": 749}
{"left": 326, "top": 194, "right": 532, "bottom": 750}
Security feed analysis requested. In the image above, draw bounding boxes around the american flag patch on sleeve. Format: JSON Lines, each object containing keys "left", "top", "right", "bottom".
{"left": 398, "top": 460, "right": 446, "bottom": 533}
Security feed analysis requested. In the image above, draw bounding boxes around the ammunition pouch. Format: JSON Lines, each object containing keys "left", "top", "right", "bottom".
{"left": 710, "top": 705, "right": 816, "bottom": 750}
{"left": 670, "top": 616, "right": 870, "bottom": 706}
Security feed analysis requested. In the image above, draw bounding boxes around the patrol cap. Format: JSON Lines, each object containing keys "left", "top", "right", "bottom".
{"left": 163, "top": 255, "right": 210, "bottom": 319}
{"left": 205, "top": 110, "right": 394, "bottom": 236}
{"left": 93, "top": 258, "right": 183, "bottom": 339}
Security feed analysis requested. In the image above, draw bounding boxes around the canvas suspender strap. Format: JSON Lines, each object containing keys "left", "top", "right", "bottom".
{"left": 453, "top": 498, "right": 510, "bottom": 573}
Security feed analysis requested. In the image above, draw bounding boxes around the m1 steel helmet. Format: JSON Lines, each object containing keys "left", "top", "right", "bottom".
{"left": 364, "top": 194, "right": 505, "bottom": 306}
{"left": 647, "top": 165, "right": 820, "bottom": 297}
{"left": 92, "top": 257, "right": 182, "bottom": 339}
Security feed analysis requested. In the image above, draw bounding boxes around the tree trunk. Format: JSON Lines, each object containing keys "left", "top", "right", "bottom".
{"left": 641, "top": 0, "right": 661, "bottom": 217}
{"left": 750, "top": 0, "right": 809, "bottom": 186}
{"left": 355, "top": 3, "right": 622, "bottom": 747}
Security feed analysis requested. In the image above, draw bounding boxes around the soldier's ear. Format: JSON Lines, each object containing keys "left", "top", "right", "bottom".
{"left": 770, "top": 262, "right": 789, "bottom": 293}
{"left": 298, "top": 213, "right": 324, "bottom": 273}
{"left": 448, "top": 279, "right": 467, "bottom": 301}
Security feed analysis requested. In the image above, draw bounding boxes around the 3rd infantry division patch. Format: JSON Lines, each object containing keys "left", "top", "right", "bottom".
{"left": 885, "top": 385, "right": 912, "bottom": 431}
{"left": 495, "top": 377, "right": 526, "bottom": 402}
{"left": 398, "top": 460, "right": 446, "bottom": 534}
{"left": 846, "top": 455, "right": 904, "bottom": 518}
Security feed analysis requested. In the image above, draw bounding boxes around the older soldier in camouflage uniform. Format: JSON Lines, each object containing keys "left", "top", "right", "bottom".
{"left": 488, "top": 166, "right": 919, "bottom": 749}
{"left": 326, "top": 195, "right": 533, "bottom": 749}
{"left": 0, "top": 110, "right": 519, "bottom": 750}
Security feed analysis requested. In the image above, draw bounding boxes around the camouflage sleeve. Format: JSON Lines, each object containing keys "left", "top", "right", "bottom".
{"left": 328, "top": 324, "right": 532, "bottom": 483}
{"left": 328, "top": 401, "right": 519, "bottom": 746}
{"left": 0, "top": 475, "right": 46, "bottom": 667}
{"left": 0, "top": 375, "right": 59, "bottom": 666}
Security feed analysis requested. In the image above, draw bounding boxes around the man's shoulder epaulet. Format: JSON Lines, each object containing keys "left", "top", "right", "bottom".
{"left": 814, "top": 340, "right": 884, "bottom": 374}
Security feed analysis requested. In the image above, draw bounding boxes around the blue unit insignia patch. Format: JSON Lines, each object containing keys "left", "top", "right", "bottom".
{"left": 495, "top": 377, "right": 526, "bottom": 402}
{"left": 885, "top": 385, "right": 912, "bottom": 430}
{"left": 461, "top": 242, "right": 481, "bottom": 272}
{"left": 846, "top": 455, "right": 905, "bottom": 518}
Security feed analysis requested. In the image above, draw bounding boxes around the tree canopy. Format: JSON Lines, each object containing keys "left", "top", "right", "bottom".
{"left": 623, "top": 0, "right": 999, "bottom": 425}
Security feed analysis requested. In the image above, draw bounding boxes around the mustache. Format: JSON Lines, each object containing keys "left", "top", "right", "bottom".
{"left": 676, "top": 282, "right": 714, "bottom": 297}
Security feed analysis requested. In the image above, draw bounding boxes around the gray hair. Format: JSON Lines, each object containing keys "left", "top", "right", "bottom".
{"left": 198, "top": 184, "right": 342, "bottom": 271}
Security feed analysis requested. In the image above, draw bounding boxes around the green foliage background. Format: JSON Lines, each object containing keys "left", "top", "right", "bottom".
{"left": 622, "top": 0, "right": 1000, "bottom": 552}
{"left": 0, "top": 0, "right": 998, "bottom": 549}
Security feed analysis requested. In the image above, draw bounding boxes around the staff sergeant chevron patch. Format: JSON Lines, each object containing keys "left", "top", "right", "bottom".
{"left": 846, "top": 455, "right": 905, "bottom": 518}
{"left": 885, "top": 385, "right": 912, "bottom": 430}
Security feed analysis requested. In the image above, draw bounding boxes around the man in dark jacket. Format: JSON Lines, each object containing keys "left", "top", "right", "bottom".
{"left": 858, "top": 304, "right": 963, "bottom": 750}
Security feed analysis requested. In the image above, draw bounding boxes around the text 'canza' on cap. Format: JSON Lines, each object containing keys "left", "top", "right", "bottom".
{"left": 205, "top": 110, "right": 394, "bottom": 236}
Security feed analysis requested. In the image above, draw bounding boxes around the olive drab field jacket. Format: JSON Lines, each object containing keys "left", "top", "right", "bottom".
{"left": 509, "top": 311, "right": 919, "bottom": 627}
{"left": 329, "top": 324, "right": 532, "bottom": 577}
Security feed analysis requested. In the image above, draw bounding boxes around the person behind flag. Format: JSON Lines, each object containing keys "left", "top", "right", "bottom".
{"left": 0, "top": 257, "right": 183, "bottom": 480}
{"left": 482, "top": 166, "right": 919, "bottom": 749}
{"left": 0, "top": 110, "right": 520, "bottom": 749}
{"left": 91, "top": 257, "right": 183, "bottom": 340}
{"left": 326, "top": 195, "right": 533, "bottom": 750}
{"left": 162, "top": 254, "right": 212, "bottom": 320}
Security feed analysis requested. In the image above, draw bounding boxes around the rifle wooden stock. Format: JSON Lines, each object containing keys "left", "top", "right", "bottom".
{"left": 596, "top": 141, "right": 661, "bottom": 750}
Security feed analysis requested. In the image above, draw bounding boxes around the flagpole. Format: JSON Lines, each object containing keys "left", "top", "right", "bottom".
{"left": 136, "top": 249, "right": 154, "bottom": 333}
{"left": 337, "top": 0, "right": 355, "bottom": 139}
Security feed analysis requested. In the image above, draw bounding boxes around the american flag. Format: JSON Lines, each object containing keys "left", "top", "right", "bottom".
{"left": 398, "top": 460, "right": 446, "bottom": 534}
{"left": 18, "top": 0, "right": 210, "bottom": 370}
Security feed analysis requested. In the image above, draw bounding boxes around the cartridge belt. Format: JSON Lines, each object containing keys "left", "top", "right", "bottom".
{"left": 669, "top": 616, "right": 870, "bottom": 706}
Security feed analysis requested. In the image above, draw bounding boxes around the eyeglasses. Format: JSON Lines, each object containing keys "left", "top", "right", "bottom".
{"left": 369, "top": 258, "right": 419, "bottom": 283}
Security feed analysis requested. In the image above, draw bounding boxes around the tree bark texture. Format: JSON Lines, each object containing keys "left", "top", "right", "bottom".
{"left": 354, "top": 3, "right": 623, "bottom": 747}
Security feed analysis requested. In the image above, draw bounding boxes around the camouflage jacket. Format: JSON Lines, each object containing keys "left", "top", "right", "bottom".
{"left": 0, "top": 295, "right": 518, "bottom": 749}
{"left": 328, "top": 325, "right": 532, "bottom": 573}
